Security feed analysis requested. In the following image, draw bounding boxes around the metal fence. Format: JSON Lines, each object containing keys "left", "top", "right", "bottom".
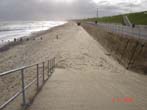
{"left": 0, "top": 57, "right": 55, "bottom": 110}
{"left": 88, "top": 22, "right": 147, "bottom": 40}
{"left": 86, "top": 22, "right": 146, "bottom": 70}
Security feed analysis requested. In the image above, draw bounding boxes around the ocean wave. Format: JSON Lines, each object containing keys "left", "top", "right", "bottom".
{"left": 0, "top": 21, "right": 66, "bottom": 43}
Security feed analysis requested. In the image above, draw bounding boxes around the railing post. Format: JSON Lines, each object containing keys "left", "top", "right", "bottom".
{"left": 0, "top": 58, "right": 57, "bottom": 110}
{"left": 48, "top": 60, "right": 50, "bottom": 77}
{"left": 36, "top": 64, "right": 39, "bottom": 90}
{"left": 53, "top": 57, "right": 55, "bottom": 72}
{"left": 42, "top": 62, "right": 45, "bottom": 82}
{"left": 21, "top": 69, "right": 26, "bottom": 108}
{"left": 51, "top": 59, "right": 53, "bottom": 74}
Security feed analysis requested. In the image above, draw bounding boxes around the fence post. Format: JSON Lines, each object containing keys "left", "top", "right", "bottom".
{"left": 48, "top": 60, "right": 50, "bottom": 77}
{"left": 42, "top": 62, "right": 45, "bottom": 83}
{"left": 54, "top": 57, "right": 55, "bottom": 68}
{"left": 36, "top": 64, "right": 39, "bottom": 90}
{"left": 139, "top": 27, "right": 141, "bottom": 39}
{"left": 53, "top": 57, "right": 55, "bottom": 72}
{"left": 51, "top": 59, "right": 53, "bottom": 74}
{"left": 21, "top": 69, "right": 26, "bottom": 108}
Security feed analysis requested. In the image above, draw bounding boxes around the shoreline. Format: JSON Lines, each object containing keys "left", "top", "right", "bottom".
{"left": 0, "top": 22, "right": 69, "bottom": 73}
{"left": 0, "top": 22, "right": 70, "bottom": 109}
{"left": 0, "top": 22, "right": 68, "bottom": 52}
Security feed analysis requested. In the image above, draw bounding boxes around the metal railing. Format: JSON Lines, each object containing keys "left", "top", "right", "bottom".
{"left": 88, "top": 22, "right": 147, "bottom": 40}
{"left": 0, "top": 57, "right": 55, "bottom": 110}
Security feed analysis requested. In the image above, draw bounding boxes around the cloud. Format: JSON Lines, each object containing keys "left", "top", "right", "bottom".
{"left": 0, "top": 0, "right": 146, "bottom": 20}
{"left": 0, "top": 0, "right": 96, "bottom": 20}
{"left": 92, "top": 0, "right": 147, "bottom": 15}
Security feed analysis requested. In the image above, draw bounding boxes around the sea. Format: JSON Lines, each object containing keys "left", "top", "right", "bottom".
{"left": 0, "top": 21, "right": 66, "bottom": 44}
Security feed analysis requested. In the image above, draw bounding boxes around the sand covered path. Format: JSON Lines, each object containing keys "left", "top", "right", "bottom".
{"left": 27, "top": 23, "right": 147, "bottom": 110}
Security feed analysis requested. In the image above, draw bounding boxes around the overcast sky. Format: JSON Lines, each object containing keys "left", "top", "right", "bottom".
{"left": 0, "top": 0, "right": 147, "bottom": 20}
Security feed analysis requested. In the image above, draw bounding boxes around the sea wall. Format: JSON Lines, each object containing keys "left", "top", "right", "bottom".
{"left": 82, "top": 23, "right": 147, "bottom": 74}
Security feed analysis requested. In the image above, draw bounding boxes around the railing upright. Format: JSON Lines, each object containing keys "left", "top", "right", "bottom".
{"left": 53, "top": 57, "right": 55, "bottom": 72}
{"left": 0, "top": 58, "right": 56, "bottom": 110}
{"left": 51, "top": 59, "right": 53, "bottom": 74}
{"left": 36, "top": 64, "right": 39, "bottom": 90}
{"left": 21, "top": 69, "right": 26, "bottom": 108}
{"left": 48, "top": 60, "right": 50, "bottom": 77}
{"left": 42, "top": 62, "right": 45, "bottom": 82}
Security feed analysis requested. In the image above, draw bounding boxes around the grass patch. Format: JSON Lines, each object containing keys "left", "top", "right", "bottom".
{"left": 84, "top": 11, "right": 147, "bottom": 25}
{"left": 127, "top": 12, "right": 147, "bottom": 25}
{"left": 85, "top": 15, "right": 124, "bottom": 24}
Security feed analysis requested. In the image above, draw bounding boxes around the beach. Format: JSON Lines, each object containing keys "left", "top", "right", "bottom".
{"left": 0, "top": 22, "right": 147, "bottom": 110}
{"left": 0, "top": 22, "right": 69, "bottom": 109}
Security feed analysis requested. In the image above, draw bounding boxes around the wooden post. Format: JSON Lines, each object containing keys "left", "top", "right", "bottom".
{"left": 42, "top": 62, "right": 45, "bottom": 83}
{"left": 36, "top": 64, "right": 39, "bottom": 90}
{"left": 21, "top": 69, "right": 26, "bottom": 107}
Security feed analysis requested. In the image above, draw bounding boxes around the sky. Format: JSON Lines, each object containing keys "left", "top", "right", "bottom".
{"left": 0, "top": 0, "right": 147, "bottom": 20}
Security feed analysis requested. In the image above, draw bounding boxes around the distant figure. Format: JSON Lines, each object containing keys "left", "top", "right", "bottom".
{"left": 56, "top": 35, "right": 59, "bottom": 39}
{"left": 132, "top": 23, "right": 135, "bottom": 28}
{"left": 26, "top": 38, "right": 29, "bottom": 41}
{"left": 77, "top": 22, "right": 81, "bottom": 26}
{"left": 40, "top": 37, "right": 43, "bottom": 40}
{"left": 14, "top": 38, "right": 16, "bottom": 42}
{"left": 95, "top": 21, "right": 98, "bottom": 24}
{"left": 20, "top": 38, "right": 23, "bottom": 42}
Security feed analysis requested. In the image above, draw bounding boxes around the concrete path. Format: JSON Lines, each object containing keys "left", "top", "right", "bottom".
{"left": 28, "top": 23, "right": 147, "bottom": 110}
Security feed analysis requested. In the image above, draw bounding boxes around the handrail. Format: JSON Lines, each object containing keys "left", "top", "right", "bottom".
{"left": 0, "top": 63, "right": 38, "bottom": 76}
{"left": 0, "top": 57, "right": 56, "bottom": 110}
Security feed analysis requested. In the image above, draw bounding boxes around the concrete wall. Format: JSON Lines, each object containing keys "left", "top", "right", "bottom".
{"left": 82, "top": 23, "right": 147, "bottom": 74}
